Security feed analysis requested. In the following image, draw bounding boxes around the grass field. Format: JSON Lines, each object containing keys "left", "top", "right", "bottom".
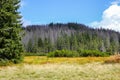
{"left": 0, "top": 56, "right": 120, "bottom": 80}
{"left": 24, "top": 56, "right": 109, "bottom": 64}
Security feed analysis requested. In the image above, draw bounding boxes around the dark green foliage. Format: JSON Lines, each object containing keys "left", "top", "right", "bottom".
{"left": 49, "top": 22, "right": 53, "bottom": 27}
{"left": 68, "top": 23, "right": 79, "bottom": 30}
{"left": 27, "top": 38, "right": 33, "bottom": 52}
{"left": 47, "top": 49, "right": 110, "bottom": 57}
{"left": 38, "top": 38, "right": 44, "bottom": 48}
{"left": 0, "top": 0, "right": 23, "bottom": 64}
{"left": 0, "top": 59, "right": 11, "bottom": 66}
{"left": 78, "top": 49, "right": 111, "bottom": 57}
{"left": 68, "top": 23, "right": 87, "bottom": 30}
{"left": 47, "top": 50, "right": 79, "bottom": 57}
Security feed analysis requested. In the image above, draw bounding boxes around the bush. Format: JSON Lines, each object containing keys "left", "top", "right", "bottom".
{"left": 105, "top": 55, "right": 120, "bottom": 63}
{"left": 47, "top": 49, "right": 111, "bottom": 57}
{"left": 0, "top": 59, "right": 13, "bottom": 66}
{"left": 78, "top": 49, "right": 110, "bottom": 57}
{"left": 47, "top": 50, "right": 79, "bottom": 57}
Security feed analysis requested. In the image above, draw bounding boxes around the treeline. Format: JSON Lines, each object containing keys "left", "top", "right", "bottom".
{"left": 22, "top": 23, "right": 120, "bottom": 55}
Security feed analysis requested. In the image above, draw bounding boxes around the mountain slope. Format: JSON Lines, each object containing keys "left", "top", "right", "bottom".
{"left": 22, "top": 23, "right": 120, "bottom": 54}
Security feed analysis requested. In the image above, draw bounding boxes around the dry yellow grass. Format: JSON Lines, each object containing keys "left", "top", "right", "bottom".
{"left": 24, "top": 56, "right": 109, "bottom": 64}
{"left": 0, "top": 56, "right": 120, "bottom": 80}
{"left": 0, "top": 63, "right": 120, "bottom": 80}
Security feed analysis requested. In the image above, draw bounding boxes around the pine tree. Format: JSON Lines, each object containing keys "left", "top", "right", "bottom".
{"left": 38, "top": 38, "right": 44, "bottom": 52}
{"left": 0, "top": 0, "right": 23, "bottom": 63}
{"left": 27, "top": 38, "right": 33, "bottom": 52}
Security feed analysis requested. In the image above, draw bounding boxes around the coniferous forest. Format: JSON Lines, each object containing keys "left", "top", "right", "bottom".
{"left": 22, "top": 23, "right": 120, "bottom": 56}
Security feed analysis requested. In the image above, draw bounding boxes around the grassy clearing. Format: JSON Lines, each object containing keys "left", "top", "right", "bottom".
{"left": 0, "top": 63, "right": 120, "bottom": 80}
{"left": 24, "top": 56, "right": 109, "bottom": 64}
{"left": 0, "top": 56, "right": 120, "bottom": 80}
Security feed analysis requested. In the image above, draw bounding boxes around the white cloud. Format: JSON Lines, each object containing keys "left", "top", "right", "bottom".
{"left": 90, "top": 0, "right": 120, "bottom": 32}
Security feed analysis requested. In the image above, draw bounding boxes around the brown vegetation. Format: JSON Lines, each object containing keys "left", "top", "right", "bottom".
{"left": 105, "top": 54, "right": 120, "bottom": 63}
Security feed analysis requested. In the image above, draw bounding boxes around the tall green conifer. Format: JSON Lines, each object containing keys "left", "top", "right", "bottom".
{"left": 0, "top": 0, "right": 23, "bottom": 63}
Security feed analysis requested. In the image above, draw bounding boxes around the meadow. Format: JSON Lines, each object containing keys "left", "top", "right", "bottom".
{"left": 0, "top": 56, "right": 120, "bottom": 80}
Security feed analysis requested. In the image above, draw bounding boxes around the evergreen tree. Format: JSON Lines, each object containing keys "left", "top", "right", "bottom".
{"left": 38, "top": 38, "right": 44, "bottom": 52}
{"left": 56, "top": 36, "right": 63, "bottom": 50}
{"left": 27, "top": 38, "right": 33, "bottom": 52}
{"left": 38, "top": 38, "right": 43, "bottom": 48}
{"left": 64, "top": 35, "right": 70, "bottom": 50}
{"left": 0, "top": 0, "right": 23, "bottom": 63}
{"left": 70, "top": 34, "right": 78, "bottom": 50}
{"left": 32, "top": 36, "right": 38, "bottom": 53}
{"left": 44, "top": 38, "right": 52, "bottom": 53}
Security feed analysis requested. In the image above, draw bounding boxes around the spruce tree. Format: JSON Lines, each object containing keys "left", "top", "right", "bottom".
{"left": 0, "top": 0, "right": 23, "bottom": 63}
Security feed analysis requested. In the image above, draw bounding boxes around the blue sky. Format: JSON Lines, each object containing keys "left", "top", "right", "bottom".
{"left": 20, "top": 0, "right": 120, "bottom": 31}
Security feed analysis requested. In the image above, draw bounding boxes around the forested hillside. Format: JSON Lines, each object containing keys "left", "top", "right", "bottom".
{"left": 22, "top": 23, "right": 120, "bottom": 55}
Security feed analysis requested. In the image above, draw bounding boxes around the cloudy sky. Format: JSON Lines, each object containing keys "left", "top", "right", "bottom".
{"left": 20, "top": 0, "right": 120, "bottom": 31}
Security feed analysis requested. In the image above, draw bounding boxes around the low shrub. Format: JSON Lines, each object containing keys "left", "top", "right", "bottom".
{"left": 47, "top": 50, "right": 79, "bottom": 57}
{"left": 0, "top": 59, "right": 13, "bottom": 66}
{"left": 104, "top": 55, "right": 120, "bottom": 63}
{"left": 0, "top": 57, "right": 24, "bottom": 66}
{"left": 78, "top": 49, "right": 110, "bottom": 57}
{"left": 47, "top": 49, "right": 111, "bottom": 57}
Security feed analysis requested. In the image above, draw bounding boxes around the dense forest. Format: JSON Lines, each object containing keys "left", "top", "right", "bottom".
{"left": 22, "top": 23, "right": 120, "bottom": 55}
